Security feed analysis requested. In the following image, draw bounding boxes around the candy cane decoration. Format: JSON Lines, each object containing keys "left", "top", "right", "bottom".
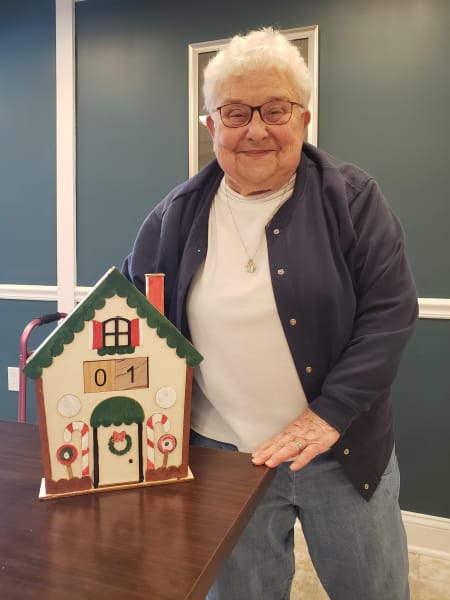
{"left": 63, "top": 421, "right": 90, "bottom": 477}
{"left": 146, "top": 413, "right": 170, "bottom": 469}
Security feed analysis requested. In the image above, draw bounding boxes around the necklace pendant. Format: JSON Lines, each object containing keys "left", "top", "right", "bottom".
{"left": 246, "top": 259, "right": 256, "bottom": 273}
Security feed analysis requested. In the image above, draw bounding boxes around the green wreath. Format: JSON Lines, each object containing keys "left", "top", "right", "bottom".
{"left": 108, "top": 433, "right": 132, "bottom": 456}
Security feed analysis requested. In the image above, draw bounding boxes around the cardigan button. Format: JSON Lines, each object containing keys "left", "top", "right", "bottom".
{"left": 363, "top": 483, "right": 370, "bottom": 491}
{"left": 289, "top": 318, "right": 297, "bottom": 326}
{"left": 305, "top": 366, "right": 313, "bottom": 374}
{"left": 343, "top": 448, "right": 350, "bottom": 455}
{"left": 277, "top": 268, "right": 285, "bottom": 275}
{"left": 273, "top": 228, "right": 280, "bottom": 235}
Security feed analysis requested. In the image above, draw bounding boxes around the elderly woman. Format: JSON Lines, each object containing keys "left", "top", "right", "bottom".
{"left": 123, "top": 28, "right": 417, "bottom": 600}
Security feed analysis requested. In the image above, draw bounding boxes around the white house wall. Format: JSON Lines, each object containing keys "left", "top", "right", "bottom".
{"left": 40, "top": 295, "right": 188, "bottom": 482}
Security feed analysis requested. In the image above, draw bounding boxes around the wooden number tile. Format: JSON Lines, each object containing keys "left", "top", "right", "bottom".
{"left": 84, "top": 360, "right": 115, "bottom": 393}
{"left": 114, "top": 357, "right": 148, "bottom": 390}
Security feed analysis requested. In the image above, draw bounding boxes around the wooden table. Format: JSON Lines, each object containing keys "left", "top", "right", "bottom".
{"left": 0, "top": 420, "right": 274, "bottom": 599}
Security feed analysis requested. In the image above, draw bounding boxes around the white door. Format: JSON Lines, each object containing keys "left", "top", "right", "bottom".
{"left": 97, "top": 423, "right": 141, "bottom": 486}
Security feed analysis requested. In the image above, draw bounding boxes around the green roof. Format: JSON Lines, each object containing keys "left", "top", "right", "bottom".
{"left": 23, "top": 267, "right": 203, "bottom": 379}
{"left": 90, "top": 396, "right": 145, "bottom": 427}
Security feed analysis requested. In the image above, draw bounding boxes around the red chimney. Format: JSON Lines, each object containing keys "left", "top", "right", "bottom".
{"left": 145, "top": 273, "right": 165, "bottom": 314}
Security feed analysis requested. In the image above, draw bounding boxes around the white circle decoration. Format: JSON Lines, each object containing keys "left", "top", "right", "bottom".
{"left": 57, "top": 394, "right": 81, "bottom": 418}
{"left": 156, "top": 387, "right": 177, "bottom": 409}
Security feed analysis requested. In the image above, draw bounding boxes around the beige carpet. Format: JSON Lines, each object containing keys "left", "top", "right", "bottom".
{"left": 292, "top": 525, "right": 450, "bottom": 600}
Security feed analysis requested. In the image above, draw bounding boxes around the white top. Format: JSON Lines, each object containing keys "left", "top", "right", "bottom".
{"left": 187, "top": 177, "right": 308, "bottom": 453}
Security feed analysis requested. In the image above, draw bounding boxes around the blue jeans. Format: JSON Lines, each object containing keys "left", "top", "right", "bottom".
{"left": 190, "top": 430, "right": 410, "bottom": 600}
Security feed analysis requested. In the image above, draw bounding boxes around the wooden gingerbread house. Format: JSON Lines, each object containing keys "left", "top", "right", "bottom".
{"left": 23, "top": 267, "right": 203, "bottom": 499}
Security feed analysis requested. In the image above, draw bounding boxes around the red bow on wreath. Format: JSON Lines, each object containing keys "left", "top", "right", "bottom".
{"left": 112, "top": 431, "right": 126, "bottom": 442}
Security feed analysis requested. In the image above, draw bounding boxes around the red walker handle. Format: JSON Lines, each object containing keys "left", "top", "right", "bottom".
{"left": 18, "top": 312, "right": 67, "bottom": 422}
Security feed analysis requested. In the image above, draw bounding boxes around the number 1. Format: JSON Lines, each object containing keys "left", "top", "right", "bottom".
{"left": 126, "top": 365, "right": 135, "bottom": 383}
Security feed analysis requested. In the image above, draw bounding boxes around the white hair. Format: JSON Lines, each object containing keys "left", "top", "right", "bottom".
{"left": 203, "top": 27, "right": 312, "bottom": 113}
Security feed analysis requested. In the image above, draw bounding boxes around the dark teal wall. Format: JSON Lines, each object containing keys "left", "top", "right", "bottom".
{"left": 0, "top": 0, "right": 56, "bottom": 285}
{"left": 0, "top": 0, "right": 449, "bottom": 518}
{"left": 74, "top": 0, "right": 450, "bottom": 294}
{"left": 393, "top": 320, "right": 450, "bottom": 517}
{"left": 1, "top": 299, "right": 58, "bottom": 422}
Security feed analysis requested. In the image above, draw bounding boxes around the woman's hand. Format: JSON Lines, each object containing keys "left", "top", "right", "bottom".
{"left": 251, "top": 408, "right": 340, "bottom": 471}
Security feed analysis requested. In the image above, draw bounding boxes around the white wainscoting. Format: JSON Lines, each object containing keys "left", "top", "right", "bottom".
{"left": 0, "top": 287, "right": 449, "bottom": 319}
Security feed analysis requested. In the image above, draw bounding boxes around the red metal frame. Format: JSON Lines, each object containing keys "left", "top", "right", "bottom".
{"left": 18, "top": 313, "right": 67, "bottom": 422}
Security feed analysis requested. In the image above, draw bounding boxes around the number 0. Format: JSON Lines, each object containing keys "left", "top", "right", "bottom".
{"left": 94, "top": 368, "right": 107, "bottom": 387}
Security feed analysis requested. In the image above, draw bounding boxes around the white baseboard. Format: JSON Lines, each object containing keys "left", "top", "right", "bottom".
{"left": 295, "top": 511, "right": 450, "bottom": 561}
{"left": 402, "top": 510, "right": 450, "bottom": 561}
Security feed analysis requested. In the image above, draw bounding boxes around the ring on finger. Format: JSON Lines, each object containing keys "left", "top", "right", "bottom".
{"left": 294, "top": 439, "right": 304, "bottom": 453}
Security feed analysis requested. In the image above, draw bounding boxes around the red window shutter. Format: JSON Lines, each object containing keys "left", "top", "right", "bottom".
{"left": 130, "top": 319, "right": 140, "bottom": 346}
{"left": 92, "top": 320, "right": 103, "bottom": 349}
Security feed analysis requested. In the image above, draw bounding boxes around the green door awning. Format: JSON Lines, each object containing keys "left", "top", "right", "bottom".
{"left": 90, "top": 396, "right": 145, "bottom": 428}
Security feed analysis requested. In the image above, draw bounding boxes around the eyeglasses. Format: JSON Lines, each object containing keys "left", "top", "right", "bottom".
{"left": 215, "top": 100, "right": 304, "bottom": 128}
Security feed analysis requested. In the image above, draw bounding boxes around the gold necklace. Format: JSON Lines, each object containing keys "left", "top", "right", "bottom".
{"left": 224, "top": 179, "right": 293, "bottom": 273}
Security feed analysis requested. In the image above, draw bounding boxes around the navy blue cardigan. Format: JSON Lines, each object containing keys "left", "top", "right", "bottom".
{"left": 123, "top": 143, "right": 418, "bottom": 499}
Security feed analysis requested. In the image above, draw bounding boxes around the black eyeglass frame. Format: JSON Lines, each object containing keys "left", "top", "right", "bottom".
{"left": 215, "top": 100, "right": 305, "bottom": 128}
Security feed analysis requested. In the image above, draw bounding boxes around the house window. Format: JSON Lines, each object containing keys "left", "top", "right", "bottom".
{"left": 92, "top": 318, "right": 140, "bottom": 355}
{"left": 103, "top": 318, "right": 131, "bottom": 347}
